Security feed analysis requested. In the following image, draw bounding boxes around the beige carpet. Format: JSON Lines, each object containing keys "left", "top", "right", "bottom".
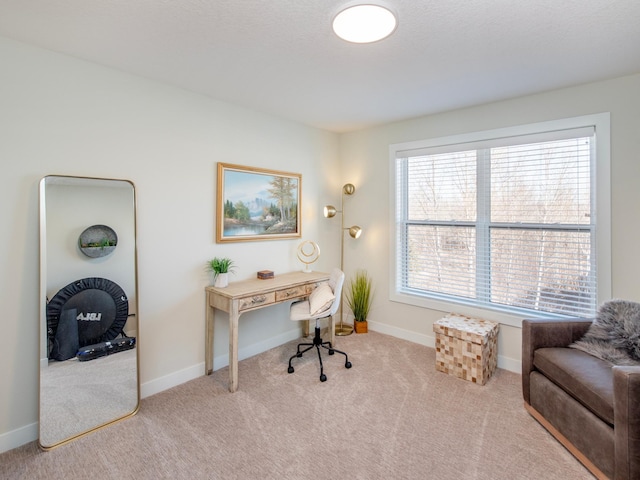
{"left": 39, "top": 348, "right": 138, "bottom": 447}
{"left": 1, "top": 332, "right": 591, "bottom": 479}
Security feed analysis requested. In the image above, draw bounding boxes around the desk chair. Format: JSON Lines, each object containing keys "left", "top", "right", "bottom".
{"left": 287, "top": 268, "right": 352, "bottom": 382}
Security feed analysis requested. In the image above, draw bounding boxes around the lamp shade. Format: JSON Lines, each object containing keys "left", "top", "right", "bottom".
{"left": 348, "top": 225, "right": 362, "bottom": 239}
{"left": 323, "top": 205, "right": 337, "bottom": 218}
{"left": 342, "top": 183, "right": 356, "bottom": 195}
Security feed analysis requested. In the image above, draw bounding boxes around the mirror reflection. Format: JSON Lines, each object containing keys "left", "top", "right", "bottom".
{"left": 39, "top": 175, "right": 139, "bottom": 449}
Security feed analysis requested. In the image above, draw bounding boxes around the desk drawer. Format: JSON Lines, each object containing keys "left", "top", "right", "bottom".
{"left": 239, "top": 292, "right": 275, "bottom": 311}
{"left": 276, "top": 285, "right": 308, "bottom": 302}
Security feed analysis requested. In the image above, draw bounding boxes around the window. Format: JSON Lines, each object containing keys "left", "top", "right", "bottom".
{"left": 390, "top": 114, "right": 611, "bottom": 324}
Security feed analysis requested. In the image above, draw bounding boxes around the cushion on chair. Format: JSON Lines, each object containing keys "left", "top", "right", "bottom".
{"left": 308, "top": 284, "right": 335, "bottom": 316}
{"left": 290, "top": 300, "right": 311, "bottom": 321}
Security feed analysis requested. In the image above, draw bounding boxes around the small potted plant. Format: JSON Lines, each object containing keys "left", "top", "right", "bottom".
{"left": 345, "top": 269, "right": 373, "bottom": 333}
{"left": 206, "top": 257, "right": 236, "bottom": 288}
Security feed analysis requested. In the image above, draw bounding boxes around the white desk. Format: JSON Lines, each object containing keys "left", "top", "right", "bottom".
{"left": 205, "top": 271, "right": 331, "bottom": 392}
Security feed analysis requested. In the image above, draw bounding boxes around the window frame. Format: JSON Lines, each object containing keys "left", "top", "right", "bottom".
{"left": 389, "top": 113, "right": 611, "bottom": 328}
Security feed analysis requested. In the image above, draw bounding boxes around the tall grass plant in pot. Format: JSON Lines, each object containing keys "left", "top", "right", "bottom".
{"left": 345, "top": 269, "right": 373, "bottom": 333}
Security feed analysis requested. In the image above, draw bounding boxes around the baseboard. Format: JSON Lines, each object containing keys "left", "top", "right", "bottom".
{"left": 5, "top": 358, "right": 211, "bottom": 453}
{"left": 140, "top": 322, "right": 518, "bottom": 400}
{"left": 496, "top": 355, "right": 520, "bottom": 373}
{"left": 213, "top": 328, "right": 302, "bottom": 372}
{"left": 367, "top": 320, "right": 521, "bottom": 374}
{"left": 141, "top": 362, "right": 203, "bottom": 399}
{"left": 0, "top": 422, "right": 38, "bottom": 454}
{"left": 140, "top": 328, "right": 302, "bottom": 398}
{"left": 368, "top": 320, "right": 435, "bottom": 348}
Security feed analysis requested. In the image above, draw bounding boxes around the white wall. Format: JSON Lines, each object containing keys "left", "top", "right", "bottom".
{"left": 0, "top": 36, "right": 340, "bottom": 452}
{"left": 339, "top": 72, "right": 640, "bottom": 373}
{"left": 3, "top": 32, "right": 639, "bottom": 453}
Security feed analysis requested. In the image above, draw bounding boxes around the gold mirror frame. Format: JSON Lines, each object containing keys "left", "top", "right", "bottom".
{"left": 38, "top": 175, "right": 140, "bottom": 449}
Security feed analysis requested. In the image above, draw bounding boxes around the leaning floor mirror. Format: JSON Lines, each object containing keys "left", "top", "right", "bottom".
{"left": 39, "top": 175, "right": 140, "bottom": 449}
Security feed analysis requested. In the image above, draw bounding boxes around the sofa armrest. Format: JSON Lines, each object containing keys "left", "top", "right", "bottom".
{"left": 614, "top": 366, "right": 640, "bottom": 480}
{"left": 522, "top": 318, "right": 593, "bottom": 404}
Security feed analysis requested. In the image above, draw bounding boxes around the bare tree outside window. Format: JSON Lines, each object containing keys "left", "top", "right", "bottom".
{"left": 397, "top": 134, "right": 596, "bottom": 317}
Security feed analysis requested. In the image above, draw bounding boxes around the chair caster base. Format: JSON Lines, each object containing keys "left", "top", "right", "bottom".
{"left": 287, "top": 324, "right": 352, "bottom": 383}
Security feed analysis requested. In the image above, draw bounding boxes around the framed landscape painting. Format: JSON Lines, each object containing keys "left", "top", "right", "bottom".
{"left": 216, "top": 163, "right": 302, "bottom": 243}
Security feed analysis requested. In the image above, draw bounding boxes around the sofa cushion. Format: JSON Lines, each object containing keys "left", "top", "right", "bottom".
{"left": 534, "top": 347, "right": 614, "bottom": 425}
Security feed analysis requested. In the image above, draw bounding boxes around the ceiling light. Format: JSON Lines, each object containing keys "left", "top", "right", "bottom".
{"left": 332, "top": 4, "right": 397, "bottom": 44}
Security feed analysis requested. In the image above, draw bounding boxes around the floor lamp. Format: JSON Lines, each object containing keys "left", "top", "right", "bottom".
{"left": 324, "top": 183, "right": 362, "bottom": 336}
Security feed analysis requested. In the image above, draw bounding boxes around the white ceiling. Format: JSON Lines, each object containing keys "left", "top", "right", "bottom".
{"left": 1, "top": 0, "right": 639, "bottom": 133}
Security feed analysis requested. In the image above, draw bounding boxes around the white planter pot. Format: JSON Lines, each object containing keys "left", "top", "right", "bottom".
{"left": 214, "top": 273, "right": 229, "bottom": 288}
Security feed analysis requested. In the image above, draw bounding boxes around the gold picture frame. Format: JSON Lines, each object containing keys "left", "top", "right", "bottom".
{"left": 216, "top": 163, "right": 302, "bottom": 243}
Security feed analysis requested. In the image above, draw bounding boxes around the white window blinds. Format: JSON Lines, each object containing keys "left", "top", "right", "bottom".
{"left": 394, "top": 126, "right": 597, "bottom": 318}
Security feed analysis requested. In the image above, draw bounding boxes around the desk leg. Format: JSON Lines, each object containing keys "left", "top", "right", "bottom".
{"left": 228, "top": 302, "right": 240, "bottom": 393}
{"left": 205, "top": 297, "right": 214, "bottom": 376}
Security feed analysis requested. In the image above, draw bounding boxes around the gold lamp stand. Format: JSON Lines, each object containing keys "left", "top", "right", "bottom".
{"left": 324, "top": 183, "right": 362, "bottom": 336}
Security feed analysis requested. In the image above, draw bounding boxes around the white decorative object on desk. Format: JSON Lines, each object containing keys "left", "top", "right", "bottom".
{"left": 297, "top": 240, "right": 320, "bottom": 273}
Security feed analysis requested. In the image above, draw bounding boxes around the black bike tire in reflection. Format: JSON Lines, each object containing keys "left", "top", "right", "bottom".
{"left": 47, "top": 277, "right": 129, "bottom": 355}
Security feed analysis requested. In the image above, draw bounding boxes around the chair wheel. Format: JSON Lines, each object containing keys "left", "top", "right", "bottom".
{"left": 320, "top": 374, "right": 327, "bottom": 382}
{"left": 328, "top": 349, "right": 335, "bottom": 355}
{"left": 288, "top": 366, "right": 294, "bottom": 374}
{"left": 345, "top": 361, "right": 352, "bottom": 369}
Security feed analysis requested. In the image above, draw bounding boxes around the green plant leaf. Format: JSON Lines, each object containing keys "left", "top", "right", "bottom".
{"left": 206, "top": 257, "right": 236, "bottom": 277}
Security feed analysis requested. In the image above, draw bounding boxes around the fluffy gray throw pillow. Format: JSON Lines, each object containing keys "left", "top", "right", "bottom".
{"left": 569, "top": 299, "right": 640, "bottom": 366}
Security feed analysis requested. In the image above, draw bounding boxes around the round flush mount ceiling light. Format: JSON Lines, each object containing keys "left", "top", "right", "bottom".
{"left": 332, "top": 4, "right": 397, "bottom": 44}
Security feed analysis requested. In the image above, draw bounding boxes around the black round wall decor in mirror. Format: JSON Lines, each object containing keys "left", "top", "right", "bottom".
{"left": 78, "top": 224, "right": 118, "bottom": 258}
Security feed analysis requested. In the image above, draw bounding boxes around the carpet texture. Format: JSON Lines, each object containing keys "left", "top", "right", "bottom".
{"left": 39, "top": 348, "right": 137, "bottom": 447}
{"left": 1, "top": 332, "right": 591, "bottom": 479}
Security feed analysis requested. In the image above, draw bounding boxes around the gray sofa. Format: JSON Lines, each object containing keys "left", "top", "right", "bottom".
{"left": 522, "top": 318, "right": 640, "bottom": 479}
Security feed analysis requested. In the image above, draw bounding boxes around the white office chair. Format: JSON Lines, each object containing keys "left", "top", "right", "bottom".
{"left": 287, "top": 268, "right": 352, "bottom": 382}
